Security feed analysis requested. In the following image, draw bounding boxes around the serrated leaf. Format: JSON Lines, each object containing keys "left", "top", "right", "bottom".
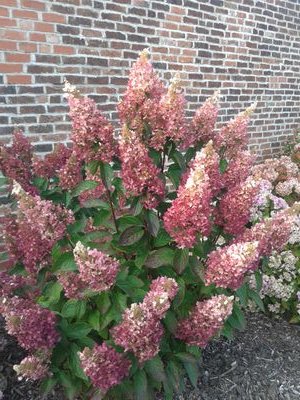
{"left": 40, "top": 377, "right": 57, "bottom": 396}
{"left": 134, "top": 370, "right": 148, "bottom": 400}
{"left": 184, "top": 361, "right": 199, "bottom": 388}
{"left": 219, "top": 158, "right": 228, "bottom": 174}
{"left": 95, "top": 292, "right": 111, "bottom": 314}
{"left": 166, "top": 165, "right": 181, "bottom": 188}
{"left": 144, "top": 248, "right": 174, "bottom": 269}
{"left": 71, "top": 180, "right": 99, "bottom": 198}
{"left": 255, "top": 270, "right": 263, "bottom": 292}
{"left": 82, "top": 199, "right": 110, "bottom": 209}
{"left": 248, "top": 289, "right": 265, "bottom": 312}
{"left": 173, "top": 248, "right": 189, "bottom": 274}
{"left": 69, "top": 344, "right": 88, "bottom": 381}
{"left": 145, "top": 210, "right": 160, "bottom": 237}
{"left": 61, "top": 299, "right": 86, "bottom": 319}
{"left": 153, "top": 229, "right": 171, "bottom": 247}
{"left": 61, "top": 322, "right": 92, "bottom": 339}
{"left": 164, "top": 310, "right": 177, "bottom": 334}
{"left": 88, "top": 309, "right": 101, "bottom": 330}
{"left": 119, "top": 226, "right": 144, "bottom": 246}
{"left": 100, "top": 162, "right": 114, "bottom": 190}
{"left": 52, "top": 252, "right": 77, "bottom": 273}
{"left": 236, "top": 284, "right": 248, "bottom": 307}
{"left": 144, "top": 355, "right": 166, "bottom": 382}
{"left": 175, "top": 353, "right": 197, "bottom": 364}
{"left": 39, "top": 281, "right": 62, "bottom": 307}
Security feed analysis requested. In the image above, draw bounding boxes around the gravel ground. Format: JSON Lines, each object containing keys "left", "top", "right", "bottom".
{"left": 0, "top": 313, "right": 299, "bottom": 400}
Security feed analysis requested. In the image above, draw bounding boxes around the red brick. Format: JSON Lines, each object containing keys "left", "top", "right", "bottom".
{"left": 19, "top": 42, "right": 37, "bottom": 52}
{"left": 0, "top": 7, "right": 8, "bottom": 16}
{"left": 0, "top": 0, "right": 16, "bottom": 5}
{"left": 6, "top": 53, "right": 30, "bottom": 62}
{"left": 0, "top": 17, "right": 16, "bottom": 26}
{"left": 35, "top": 22, "right": 54, "bottom": 32}
{"left": 21, "top": 0, "right": 45, "bottom": 10}
{"left": 54, "top": 45, "right": 75, "bottom": 54}
{"left": 7, "top": 75, "right": 32, "bottom": 84}
{"left": 13, "top": 9, "right": 38, "bottom": 19}
{"left": 30, "top": 32, "right": 46, "bottom": 42}
{"left": 3, "top": 30, "right": 26, "bottom": 40}
{"left": 0, "top": 63, "right": 23, "bottom": 73}
{"left": 0, "top": 40, "right": 17, "bottom": 50}
{"left": 43, "top": 12, "right": 66, "bottom": 23}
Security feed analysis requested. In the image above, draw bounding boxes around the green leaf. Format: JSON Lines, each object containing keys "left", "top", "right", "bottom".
{"left": 88, "top": 309, "right": 101, "bottom": 330}
{"left": 173, "top": 248, "right": 189, "bottom": 274}
{"left": 40, "top": 377, "right": 57, "bottom": 396}
{"left": 184, "top": 361, "right": 199, "bottom": 388}
{"left": 144, "top": 355, "right": 166, "bottom": 382}
{"left": 248, "top": 289, "right": 265, "bottom": 312}
{"left": 71, "top": 180, "right": 99, "bottom": 198}
{"left": 175, "top": 353, "right": 197, "bottom": 364}
{"left": 0, "top": 177, "right": 8, "bottom": 187}
{"left": 153, "top": 229, "right": 171, "bottom": 247}
{"left": 67, "top": 215, "right": 87, "bottom": 234}
{"left": 95, "top": 292, "right": 111, "bottom": 314}
{"left": 164, "top": 310, "right": 177, "bottom": 334}
{"left": 144, "top": 248, "right": 174, "bottom": 269}
{"left": 93, "top": 209, "right": 111, "bottom": 226}
{"left": 227, "top": 303, "right": 246, "bottom": 331}
{"left": 69, "top": 344, "right": 88, "bottom": 381}
{"left": 236, "top": 284, "right": 248, "bottom": 307}
{"left": 221, "top": 321, "right": 234, "bottom": 340}
{"left": 61, "top": 322, "right": 92, "bottom": 339}
{"left": 61, "top": 299, "right": 86, "bottom": 319}
{"left": 82, "top": 199, "right": 110, "bottom": 209}
{"left": 170, "top": 149, "right": 186, "bottom": 171}
{"left": 134, "top": 370, "right": 148, "bottom": 400}
{"left": 166, "top": 164, "right": 181, "bottom": 188}
{"left": 219, "top": 158, "right": 228, "bottom": 174}
{"left": 119, "top": 226, "right": 144, "bottom": 246}
{"left": 173, "top": 278, "right": 185, "bottom": 308}
{"left": 117, "top": 215, "right": 142, "bottom": 230}
{"left": 52, "top": 252, "right": 77, "bottom": 273}
{"left": 255, "top": 270, "right": 263, "bottom": 292}
{"left": 145, "top": 210, "right": 160, "bottom": 237}
{"left": 100, "top": 162, "right": 114, "bottom": 190}
{"left": 166, "top": 360, "right": 182, "bottom": 392}
{"left": 39, "top": 281, "right": 62, "bottom": 307}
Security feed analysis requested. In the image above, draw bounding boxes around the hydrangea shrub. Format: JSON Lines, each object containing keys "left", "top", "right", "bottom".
{"left": 248, "top": 152, "right": 300, "bottom": 321}
{"left": 0, "top": 50, "right": 298, "bottom": 399}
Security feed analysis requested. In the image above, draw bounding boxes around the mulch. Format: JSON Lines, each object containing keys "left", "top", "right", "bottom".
{"left": 0, "top": 313, "right": 299, "bottom": 400}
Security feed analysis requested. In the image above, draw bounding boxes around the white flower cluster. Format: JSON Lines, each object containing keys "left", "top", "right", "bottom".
{"left": 249, "top": 250, "right": 298, "bottom": 315}
{"left": 289, "top": 215, "right": 300, "bottom": 244}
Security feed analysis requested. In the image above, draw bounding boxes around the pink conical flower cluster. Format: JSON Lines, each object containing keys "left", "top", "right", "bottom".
{"left": 14, "top": 353, "right": 50, "bottom": 381}
{"left": 156, "top": 73, "right": 187, "bottom": 149}
{"left": 79, "top": 343, "right": 131, "bottom": 392}
{"left": 237, "top": 207, "right": 297, "bottom": 258}
{"left": 58, "top": 151, "right": 82, "bottom": 190}
{"left": 222, "top": 150, "right": 255, "bottom": 190}
{"left": 65, "top": 81, "right": 117, "bottom": 164}
{"left": 32, "top": 144, "right": 72, "bottom": 179}
{"left": 119, "top": 126, "right": 165, "bottom": 208}
{"left": 164, "top": 143, "right": 218, "bottom": 248}
{"left": 0, "top": 130, "right": 36, "bottom": 194}
{"left": 216, "top": 103, "right": 257, "bottom": 157}
{"left": 73, "top": 241, "right": 119, "bottom": 293}
{"left": 78, "top": 170, "right": 106, "bottom": 205}
{"left": 205, "top": 241, "right": 259, "bottom": 289}
{"left": 183, "top": 90, "right": 220, "bottom": 148}
{"left": 176, "top": 295, "right": 233, "bottom": 347}
{"left": 111, "top": 277, "right": 178, "bottom": 363}
{"left": 118, "top": 49, "right": 165, "bottom": 140}
{"left": 4, "top": 184, "right": 74, "bottom": 274}
{"left": 57, "top": 271, "right": 86, "bottom": 300}
{"left": 1, "top": 297, "right": 59, "bottom": 351}
{"left": 218, "top": 176, "right": 260, "bottom": 236}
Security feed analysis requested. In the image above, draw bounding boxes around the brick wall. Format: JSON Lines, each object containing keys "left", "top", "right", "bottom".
{"left": 0, "top": 0, "right": 300, "bottom": 159}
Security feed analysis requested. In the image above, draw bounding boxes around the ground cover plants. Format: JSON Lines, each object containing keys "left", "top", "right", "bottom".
{"left": 0, "top": 50, "right": 298, "bottom": 400}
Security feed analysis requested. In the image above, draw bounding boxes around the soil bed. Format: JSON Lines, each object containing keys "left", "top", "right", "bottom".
{"left": 0, "top": 314, "right": 299, "bottom": 400}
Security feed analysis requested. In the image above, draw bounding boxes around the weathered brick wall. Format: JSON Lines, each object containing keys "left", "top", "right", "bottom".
{"left": 0, "top": 0, "right": 300, "bottom": 159}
